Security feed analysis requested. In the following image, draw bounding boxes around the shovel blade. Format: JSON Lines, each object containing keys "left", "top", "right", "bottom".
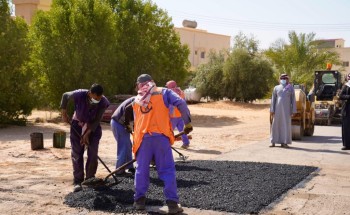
{"left": 174, "top": 156, "right": 189, "bottom": 162}
{"left": 81, "top": 177, "right": 105, "bottom": 187}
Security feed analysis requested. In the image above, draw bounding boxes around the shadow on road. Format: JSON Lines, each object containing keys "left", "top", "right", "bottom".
{"left": 297, "top": 135, "right": 342, "bottom": 144}
{"left": 285, "top": 146, "right": 349, "bottom": 155}
{"left": 182, "top": 148, "right": 222, "bottom": 155}
{"left": 191, "top": 114, "right": 240, "bottom": 128}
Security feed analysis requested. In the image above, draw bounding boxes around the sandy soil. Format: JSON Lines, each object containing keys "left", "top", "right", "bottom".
{"left": 0, "top": 101, "right": 271, "bottom": 215}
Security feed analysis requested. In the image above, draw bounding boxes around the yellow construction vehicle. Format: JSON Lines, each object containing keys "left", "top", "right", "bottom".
{"left": 291, "top": 84, "right": 315, "bottom": 140}
{"left": 312, "top": 64, "right": 343, "bottom": 125}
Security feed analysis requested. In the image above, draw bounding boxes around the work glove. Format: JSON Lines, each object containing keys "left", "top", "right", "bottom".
{"left": 184, "top": 123, "right": 193, "bottom": 134}
{"left": 125, "top": 125, "right": 133, "bottom": 134}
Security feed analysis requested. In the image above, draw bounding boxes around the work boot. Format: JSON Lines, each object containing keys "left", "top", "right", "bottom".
{"left": 127, "top": 168, "right": 135, "bottom": 174}
{"left": 269, "top": 143, "right": 275, "bottom": 147}
{"left": 341, "top": 146, "right": 350, "bottom": 150}
{"left": 73, "top": 183, "right": 82, "bottom": 192}
{"left": 133, "top": 196, "right": 146, "bottom": 210}
{"left": 166, "top": 200, "right": 183, "bottom": 214}
{"left": 181, "top": 144, "right": 189, "bottom": 149}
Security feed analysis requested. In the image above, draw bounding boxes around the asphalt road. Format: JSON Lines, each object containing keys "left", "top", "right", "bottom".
{"left": 215, "top": 124, "right": 350, "bottom": 215}
{"left": 65, "top": 125, "right": 348, "bottom": 215}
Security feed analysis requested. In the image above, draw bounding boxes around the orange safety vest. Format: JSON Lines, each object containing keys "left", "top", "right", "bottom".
{"left": 132, "top": 87, "right": 175, "bottom": 154}
{"left": 170, "top": 91, "right": 185, "bottom": 118}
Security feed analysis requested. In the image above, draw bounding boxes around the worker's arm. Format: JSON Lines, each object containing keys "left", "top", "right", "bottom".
{"left": 123, "top": 103, "right": 134, "bottom": 126}
{"left": 162, "top": 88, "right": 191, "bottom": 124}
{"left": 60, "top": 91, "right": 74, "bottom": 123}
{"left": 270, "top": 86, "right": 277, "bottom": 115}
{"left": 111, "top": 97, "right": 135, "bottom": 132}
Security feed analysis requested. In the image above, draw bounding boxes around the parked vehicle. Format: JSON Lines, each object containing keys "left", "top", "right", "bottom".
{"left": 184, "top": 87, "right": 201, "bottom": 103}
{"left": 102, "top": 95, "right": 134, "bottom": 122}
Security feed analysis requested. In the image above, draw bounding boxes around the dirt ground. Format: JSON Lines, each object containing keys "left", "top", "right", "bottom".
{"left": 0, "top": 100, "right": 272, "bottom": 215}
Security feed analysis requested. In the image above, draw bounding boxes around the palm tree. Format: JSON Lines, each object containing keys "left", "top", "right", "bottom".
{"left": 265, "top": 31, "right": 341, "bottom": 86}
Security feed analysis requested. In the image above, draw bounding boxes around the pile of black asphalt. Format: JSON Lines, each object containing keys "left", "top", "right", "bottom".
{"left": 64, "top": 160, "right": 317, "bottom": 214}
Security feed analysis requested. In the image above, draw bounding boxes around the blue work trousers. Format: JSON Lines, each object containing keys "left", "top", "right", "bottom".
{"left": 134, "top": 134, "right": 179, "bottom": 203}
{"left": 111, "top": 119, "right": 133, "bottom": 170}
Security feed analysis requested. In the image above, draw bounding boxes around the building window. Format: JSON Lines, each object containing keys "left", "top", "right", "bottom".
{"left": 195, "top": 51, "right": 197, "bottom": 55}
{"left": 343, "top": 61, "right": 349, "bottom": 67}
{"left": 201, "top": 51, "right": 205, "bottom": 59}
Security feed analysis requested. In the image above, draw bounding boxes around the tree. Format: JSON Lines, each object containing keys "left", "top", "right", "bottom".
{"left": 223, "top": 34, "right": 274, "bottom": 102}
{"left": 191, "top": 51, "right": 226, "bottom": 101}
{"left": 29, "top": 0, "right": 190, "bottom": 109}
{"left": 0, "top": 0, "right": 34, "bottom": 125}
{"left": 265, "top": 31, "right": 341, "bottom": 86}
{"left": 29, "top": 0, "right": 120, "bottom": 108}
{"left": 233, "top": 32, "right": 259, "bottom": 55}
{"left": 109, "top": 0, "right": 190, "bottom": 91}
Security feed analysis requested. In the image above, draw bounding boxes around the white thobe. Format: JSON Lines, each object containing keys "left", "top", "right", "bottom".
{"left": 270, "top": 84, "right": 297, "bottom": 144}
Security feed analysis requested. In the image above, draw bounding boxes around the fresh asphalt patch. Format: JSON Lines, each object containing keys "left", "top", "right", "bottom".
{"left": 64, "top": 160, "right": 317, "bottom": 214}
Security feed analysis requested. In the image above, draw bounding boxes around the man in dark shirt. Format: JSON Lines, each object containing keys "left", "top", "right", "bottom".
{"left": 60, "top": 84, "right": 110, "bottom": 192}
{"left": 110, "top": 96, "right": 135, "bottom": 175}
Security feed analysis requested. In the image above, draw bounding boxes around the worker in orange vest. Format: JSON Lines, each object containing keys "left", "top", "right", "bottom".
{"left": 165, "top": 80, "right": 191, "bottom": 149}
{"left": 132, "top": 74, "right": 192, "bottom": 214}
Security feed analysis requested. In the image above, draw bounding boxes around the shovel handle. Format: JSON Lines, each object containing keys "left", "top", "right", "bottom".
{"left": 104, "top": 131, "right": 187, "bottom": 181}
{"left": 68, "top": 121, "right": 119, "bottom": 183}
{"left": 175, "top": 131, "right": 185, "bottom": 138}
{"left": 105, "top": 159, "right": 137, "bottom": 181}
{"left": 172, "top": 131, "right": 188, "bottom": 159}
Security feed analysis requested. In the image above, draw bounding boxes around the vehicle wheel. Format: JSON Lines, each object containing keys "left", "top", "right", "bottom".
{"left": 292, "top": 121, "right": 303, "bottom": 140}
{"left": 304, "top": 120, "right": 315, "bottom": 136}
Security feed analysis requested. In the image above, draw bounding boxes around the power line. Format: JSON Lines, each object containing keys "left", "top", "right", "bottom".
{"left": 168, "top": 10, "right": 350, "bottom": 32}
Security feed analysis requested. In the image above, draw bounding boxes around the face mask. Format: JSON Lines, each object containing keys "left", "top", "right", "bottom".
{"left": 280, "top": 79, "right": 287, "bottom": 85}
{"left": 90, "top": 97, "right": 100, "bottom": 104}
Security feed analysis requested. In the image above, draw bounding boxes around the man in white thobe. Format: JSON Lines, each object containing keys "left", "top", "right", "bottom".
{"left": 270, "top": 74, "right": 297, "bottom": 147}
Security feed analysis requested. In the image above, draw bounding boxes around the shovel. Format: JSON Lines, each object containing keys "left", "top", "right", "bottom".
{"left": 171, "top": 146, "right": 189, "bottom": 162}
{"left": 104, "top": 131, "right": 189, "bottom": 183}
{"left": 170, "top": 131, "right": 189, "bottom": 162}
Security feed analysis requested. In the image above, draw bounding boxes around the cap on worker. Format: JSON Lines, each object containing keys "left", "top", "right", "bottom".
{"left": 137, "top": 74, "right": 153, "bottom": 84}
{"left": 165, "top": 80, "right": 177, "bottom": 88}
{"left": 280, "top": 74, "right": 289, "bottom": 79}
{"left": 347, "top": 73, "right": 350, "bottom": 80}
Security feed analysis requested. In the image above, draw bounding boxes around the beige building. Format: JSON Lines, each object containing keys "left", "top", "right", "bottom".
{"left": 12, "top": 0, "right": 52, "bottom": 24}
{"left": 13, "top": 3, "right": 231, "bottom": 70}
{"left": 175, "top": 20, "right": 231, "bottom": 70}
{"left": 316, "top": 38, "right": 350, "bottom": 75}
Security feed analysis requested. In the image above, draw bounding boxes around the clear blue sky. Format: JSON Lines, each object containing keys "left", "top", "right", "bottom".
{"left": 151, "top": 0, "right": 350, "bottom": 49}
